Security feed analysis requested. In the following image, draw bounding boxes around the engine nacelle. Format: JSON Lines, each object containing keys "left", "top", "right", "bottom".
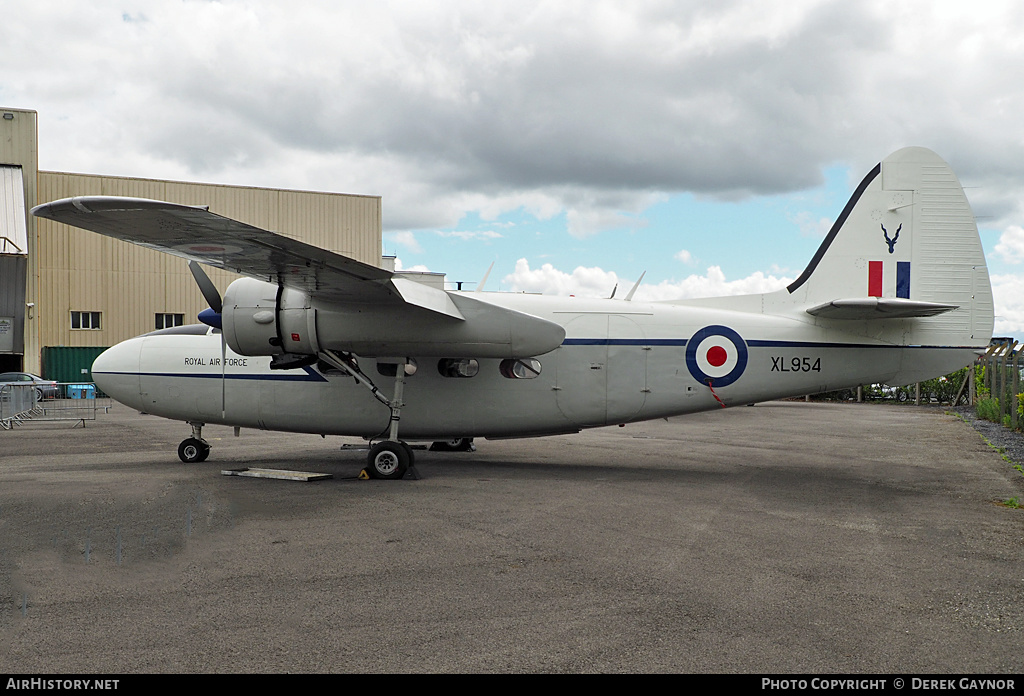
{"left": 221, "top": 278, "right": 319, "bottom": 356}
{"left": 220, "top": 276, "right": 566, "bottom": 359}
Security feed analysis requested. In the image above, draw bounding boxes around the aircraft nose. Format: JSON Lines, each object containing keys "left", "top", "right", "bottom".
{"left": 92, "top": 338, "right": 142, "bottom": 407}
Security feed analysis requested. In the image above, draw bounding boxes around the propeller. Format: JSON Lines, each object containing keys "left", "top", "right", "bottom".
{"left": 188, "top": 261, "right": 227, "bottom": 417}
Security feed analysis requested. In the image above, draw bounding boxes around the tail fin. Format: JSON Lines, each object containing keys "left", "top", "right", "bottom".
{"left": 783, "top": 147, "right": 993, "bottom": 348}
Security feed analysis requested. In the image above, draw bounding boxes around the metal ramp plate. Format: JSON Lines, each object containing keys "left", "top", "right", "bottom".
{"left": 221, "top": 468, "right": 333, "bottom": 482}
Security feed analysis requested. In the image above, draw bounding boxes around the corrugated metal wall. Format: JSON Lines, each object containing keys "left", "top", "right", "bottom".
{"left": 35, "top": 172, "right": 382, "bottom": 352}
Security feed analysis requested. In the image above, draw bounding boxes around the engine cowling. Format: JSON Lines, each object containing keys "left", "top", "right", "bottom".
{"left": 221, "top": 278, "right": 319, "bottom": 356}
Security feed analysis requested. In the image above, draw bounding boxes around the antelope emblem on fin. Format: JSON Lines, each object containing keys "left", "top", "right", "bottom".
{"left": 881, "top": 223, "right": 901, "bottom": 254}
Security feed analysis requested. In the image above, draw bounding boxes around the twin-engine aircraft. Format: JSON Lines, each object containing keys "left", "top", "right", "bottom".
{"left": 32, "top": 147, "right": 994, "bottom": 479}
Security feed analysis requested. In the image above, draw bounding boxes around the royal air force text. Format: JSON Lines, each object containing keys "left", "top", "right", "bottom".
{"left": 183, "top": 357, "right": 248, "bottom": 367}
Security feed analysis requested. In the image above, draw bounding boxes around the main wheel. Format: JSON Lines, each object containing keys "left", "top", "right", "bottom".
{"left": 34, "top": 387, "right": 43, "bottom": 402}
{"left": 430, "top": 438, "right": 473, "bottom": 452}
{"left": 178, "top": 438, "right": 210, "bottom": 463}
{"left": 366, "top": 441, "right": 410, "bottom": 480}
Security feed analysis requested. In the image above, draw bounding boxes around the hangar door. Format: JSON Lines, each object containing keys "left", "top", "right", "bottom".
{"left": 0, "top": 166, "right": 27, "bottom": 364}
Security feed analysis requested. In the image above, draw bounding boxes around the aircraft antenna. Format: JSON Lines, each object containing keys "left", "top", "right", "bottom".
{"left": 624, "top": 271, "right": 646, "bottom": 302}
{"left": 475, "top": 262, "right": 495, "bottom": 292}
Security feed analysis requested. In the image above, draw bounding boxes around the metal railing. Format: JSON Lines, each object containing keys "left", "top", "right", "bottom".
{"left": 0, "top": 384, "right": 37, "bottom": 429}
{"left": 1, "top": 383, "right": 112, "bottom": 429}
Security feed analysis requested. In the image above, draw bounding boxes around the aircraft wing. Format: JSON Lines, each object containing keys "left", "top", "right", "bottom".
{"left": 31, "top": 196, "right": 464, "bottom": 317}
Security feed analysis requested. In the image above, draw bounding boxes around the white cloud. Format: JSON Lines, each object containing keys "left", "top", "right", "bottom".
{"left": 674, "top": 249, "right": 694, "bottom": 265}
{"left": 503, "top": 259, "right": 791, "bottom": 301}
{"left": 393, "top": 258, "right": 431, "bottom": 273}
{"left": 435, "top": 230, "right": 503, "bottom": 241}
{"left": 631, "top": 266, "right": 793, "bottom": 302}
{"left": 788, "top": 211, "right": 833, "bottom": 238}
{"left": 503, "top": 259, "right": 621, "bottom": 297}
{"left": 991, "top": 273, "right": 1024, "bottom": 339}
{"left": 387, "top": 231, "right": 422, "bottom": 254}
{"left": 994, "top": 225, "right": 1024, "bottom": 264}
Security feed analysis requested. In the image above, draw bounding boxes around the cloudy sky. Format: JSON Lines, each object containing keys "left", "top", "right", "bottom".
{"left": 4, "top": 0, "right": 1023, "bottom": 340}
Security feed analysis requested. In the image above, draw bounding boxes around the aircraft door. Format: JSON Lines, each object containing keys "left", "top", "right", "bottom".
{"left": 554, "top": 314, "right": 608, "bottom": 427}
{"left": 606, "top": 315, "right": 647, "bottom": 422}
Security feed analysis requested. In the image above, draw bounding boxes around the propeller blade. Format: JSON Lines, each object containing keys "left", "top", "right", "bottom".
{"left": 221, "top": 330, "right": 227, "bottom": 418}
{"left": 188, "top": 260, "right": 223, "bottom": 313}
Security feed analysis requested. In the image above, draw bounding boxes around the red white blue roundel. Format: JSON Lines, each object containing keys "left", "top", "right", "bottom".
{"left": 685, "top": 325, "right": 748, "bottom": 387}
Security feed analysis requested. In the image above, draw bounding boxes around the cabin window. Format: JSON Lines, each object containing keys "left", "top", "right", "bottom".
{"left": 156, "top": 313, "right": 185, "bottom": 330}
{"left": 71, "top": 311, "right": 101, "bottom": 330}
{"left": 318, "top": 356, "right": 358, "bottom": 376}
{"left": 437, "top": 358, "right": 479, "bottom": 378}
{"left": 499, "top": 358, "right": 542, "bottom": 379}
{"left": 377, "top": 360, "right": 417, "bottom": 377}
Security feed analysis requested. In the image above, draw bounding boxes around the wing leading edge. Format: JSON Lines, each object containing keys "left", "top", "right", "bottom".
{"left": 31, "top": 196, "right": 464, "bottom": 319}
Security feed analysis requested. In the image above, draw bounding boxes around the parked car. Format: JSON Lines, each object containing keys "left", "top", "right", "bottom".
{"left": 0, "top": 372, "right": 59, "bottom": 400}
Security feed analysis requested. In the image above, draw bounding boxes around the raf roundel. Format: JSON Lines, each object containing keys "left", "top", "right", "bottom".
{"left": 685, "top": 325, "right": 748, "bottom": 388}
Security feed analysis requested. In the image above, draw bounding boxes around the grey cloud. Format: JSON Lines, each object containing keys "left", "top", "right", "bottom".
{"left": 8, "top": 1, "right": 1024, "bottom": 234}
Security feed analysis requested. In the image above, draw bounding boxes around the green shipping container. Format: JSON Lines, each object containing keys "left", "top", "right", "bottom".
{"left": 42, "top": 346, "right": 110, "bottom": 384}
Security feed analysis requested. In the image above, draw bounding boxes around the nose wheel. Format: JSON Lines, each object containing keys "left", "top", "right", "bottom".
{"left": 178, "top": 422, "right": 211, "bottom": 463}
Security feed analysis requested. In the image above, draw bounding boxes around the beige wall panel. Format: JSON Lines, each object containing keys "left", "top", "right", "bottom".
{"left": 35, "top": 171, "right": 381, "bottom": 357}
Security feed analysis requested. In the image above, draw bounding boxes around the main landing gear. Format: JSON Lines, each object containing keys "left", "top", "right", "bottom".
{"left": 178, "top": 422, "right": 211, "bottom": 463}
{"left": 429, "top": 438, "right": 474, "bottom": 452}
{"left": 366, "top": 441, "right": 414, "bottom": 480}
{"left": 320, "top": 350, "right": 418, "bottom": 480}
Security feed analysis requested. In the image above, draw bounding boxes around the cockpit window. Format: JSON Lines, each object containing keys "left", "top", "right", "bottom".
{"left": 143, "top": 324, "right": 213, "bottom": 337}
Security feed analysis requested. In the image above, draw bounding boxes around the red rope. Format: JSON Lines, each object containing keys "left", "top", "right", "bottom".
{"left": 706, "top": 380, "right": 726, "bottom": 408}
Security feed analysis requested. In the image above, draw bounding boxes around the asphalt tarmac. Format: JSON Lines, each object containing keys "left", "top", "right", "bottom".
{"left": 1, "top": 401, "right": 1023, "bottom": 673}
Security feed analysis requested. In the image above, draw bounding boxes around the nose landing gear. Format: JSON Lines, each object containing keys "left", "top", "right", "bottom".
{"left": 178, "top": 422, "right": 211, "bottom": 463}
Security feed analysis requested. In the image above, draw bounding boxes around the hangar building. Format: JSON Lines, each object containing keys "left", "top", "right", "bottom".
{"left": 1, "top": 107, "right": 383, "bottom": 379}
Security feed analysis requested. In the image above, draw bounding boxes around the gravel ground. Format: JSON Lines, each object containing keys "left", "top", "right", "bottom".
{"left": 952, "top": 405, "right": 1024, "bottom": 468}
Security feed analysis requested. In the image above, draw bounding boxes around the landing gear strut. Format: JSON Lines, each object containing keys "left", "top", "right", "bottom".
{"left": 178, "top": 422, "right": 211, "bottom": 463}
{"left": 320, "top": 350, "right": 417, "bottom": 480}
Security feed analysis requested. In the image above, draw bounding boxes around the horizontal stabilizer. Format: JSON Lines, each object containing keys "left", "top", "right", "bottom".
{"left": 806, "top": 298, "right": 958, "bottom": 320}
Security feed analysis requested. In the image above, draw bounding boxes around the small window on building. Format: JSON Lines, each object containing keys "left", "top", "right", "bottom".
{"left": 156, "top": 313, "right": 185, "bottom": 330}
{"left": 499, "top": 358, "right": 542, "bottom": 379}
{"left": 71, "top": 311, "right": 101, "bottom": 330}
{"left": 437, "top": 358, "right": 479, "bottom": 378}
